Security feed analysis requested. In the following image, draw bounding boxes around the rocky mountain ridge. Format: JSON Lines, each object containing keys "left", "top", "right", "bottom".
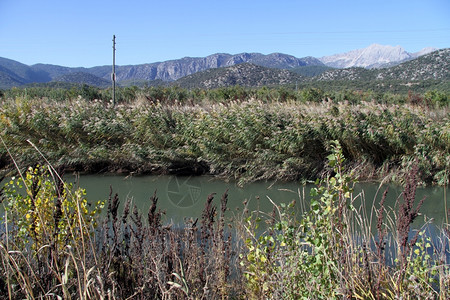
{"left": 92, "top": 52, "right": 323, "bottom": 82}
{"left": 175, "top": 63, "right": 305, "bottom": 89}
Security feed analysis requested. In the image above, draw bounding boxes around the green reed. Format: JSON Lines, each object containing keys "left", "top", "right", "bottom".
{"left": 0, "top": 95, "right": 448, "bottom": 186}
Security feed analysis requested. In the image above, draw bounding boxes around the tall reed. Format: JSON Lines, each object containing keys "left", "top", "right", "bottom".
{"left": 0, "top": 96, "right": 448, "bottom": 186}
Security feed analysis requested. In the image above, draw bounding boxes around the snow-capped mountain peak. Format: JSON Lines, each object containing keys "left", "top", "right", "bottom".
{"left": 319, "top": 44, "right": 434, "bottom": 69}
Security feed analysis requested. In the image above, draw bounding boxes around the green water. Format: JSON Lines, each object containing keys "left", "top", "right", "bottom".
{"left": 67, "top": 174, "right": 448, "bottom": 228}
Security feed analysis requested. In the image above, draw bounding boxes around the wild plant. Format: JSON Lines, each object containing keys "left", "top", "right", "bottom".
{"left": 239, "top": 141, "right": 354, "bottom": 299}
{"left": 91, "top": 186, "right": 238, "bottom": 299}
{"left": 0, "top": 164, "right": 104, "bottom": 299}
{"left": 239, "top": 141, "right": 449, "bottom": 299}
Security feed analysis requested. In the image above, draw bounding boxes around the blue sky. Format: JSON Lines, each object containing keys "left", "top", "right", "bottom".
{"left": 1, "top": 0, "right": 449, "bottom": 67}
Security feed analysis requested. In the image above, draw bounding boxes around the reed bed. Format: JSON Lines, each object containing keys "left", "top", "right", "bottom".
{"left": 0, "top": 95, "right": 448, "bottom": 186}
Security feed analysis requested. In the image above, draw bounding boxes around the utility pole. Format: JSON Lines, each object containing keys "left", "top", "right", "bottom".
{"left": 112, "top": 34, "right": 116, "bottom": 106}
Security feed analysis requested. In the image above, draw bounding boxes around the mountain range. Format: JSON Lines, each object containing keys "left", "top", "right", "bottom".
{"left": 0, "top": 44, "right": 445, "bottom": 89}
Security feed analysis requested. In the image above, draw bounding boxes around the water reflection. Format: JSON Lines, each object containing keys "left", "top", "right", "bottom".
{"left": 69, "top": 174, "right": 448, "bottom": 228}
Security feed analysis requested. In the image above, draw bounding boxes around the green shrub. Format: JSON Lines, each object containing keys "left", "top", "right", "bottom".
{"left": 2, "top": 165, "right": 103, "bottom": 250}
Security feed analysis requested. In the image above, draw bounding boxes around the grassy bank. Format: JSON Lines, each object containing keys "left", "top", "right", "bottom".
{"left": 0, "top": 145, "right": 448, "bottom": 299}
{"left": 0, "top": 92, "right": 448, "bottom": 186}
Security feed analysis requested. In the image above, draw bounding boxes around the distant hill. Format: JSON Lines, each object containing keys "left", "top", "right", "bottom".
{"left": 0, "top": 66, "right": 24, "bottom": 88}
{"left": 375, "top": 48, "right": 450, "bottom": 81}
{"left": 30, "top": 63, "right": 86, "bottom": 80}
{"left": 290, "top": 65, "right": 334, "bottom": 77}
{"left": 0, "top": 57, "right": 49, "bottom": 88}
{"left": 174, "top": 63, "right": 305, "bottom": 89}
{"left": 52, "top": 72, "right": 111, "bottom": 88}
{"left": 0, "top": 58, "right": 100, "bottom": 89}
